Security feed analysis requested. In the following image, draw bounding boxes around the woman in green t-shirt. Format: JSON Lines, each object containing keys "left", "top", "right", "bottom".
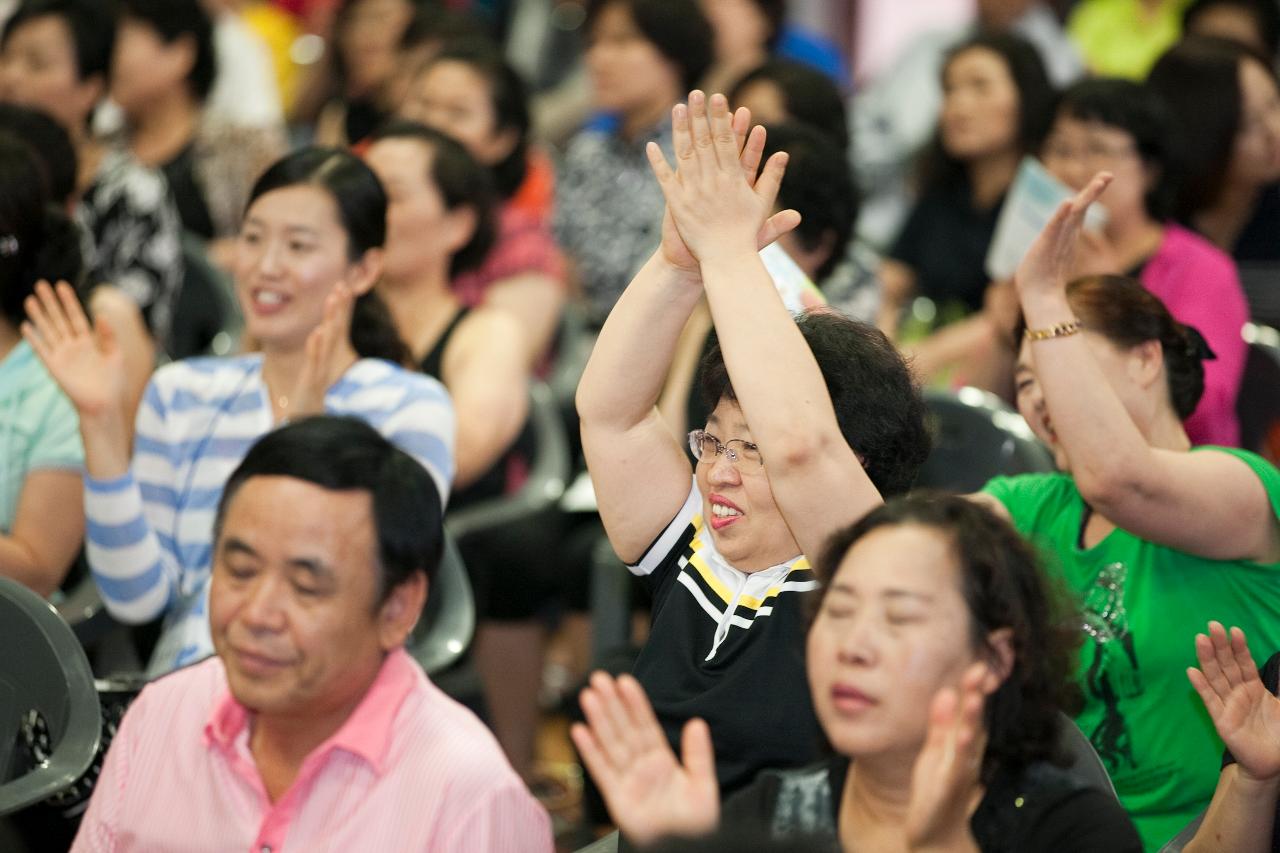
{"left": 973, "top": 174, "right": 1280, "bottom": 850}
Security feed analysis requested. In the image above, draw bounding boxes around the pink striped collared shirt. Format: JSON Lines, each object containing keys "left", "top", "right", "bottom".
{"left": 72, "top": 648, "right": 552, "bottom": 852}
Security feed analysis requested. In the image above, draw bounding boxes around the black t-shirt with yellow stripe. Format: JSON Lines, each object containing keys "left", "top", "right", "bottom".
{"left": 629, "top": 481, "right": 826, "bottom": 794}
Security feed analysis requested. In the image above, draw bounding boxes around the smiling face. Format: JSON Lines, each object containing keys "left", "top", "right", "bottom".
{"left": 365, "top": 137, "right": 470, "bottom": 284}
{"left": 398, "top": 60, "right": 515, "bottom": 167}
{"left": 0, "top": 14, "right": 102, "bottom": 131}
{"left": 585, "top": 2, "right": 682, "bottom": 118}
{"left": 806, "top": 524, "right": 985, "bottom": 761}
{"left": 209, "top": 475, "right": 423, "bottom": 721}
{"left": 695, "top": 397, "right": 800, "bottom": 571}
{"left": 939, "top": 46, "right": 1021, "bottom": 162}
{"left": 1229, "top": 58, "right": 1280, "bottom": 187}
{"left": 232, "top": 184, "right": 378, "bottom": 351}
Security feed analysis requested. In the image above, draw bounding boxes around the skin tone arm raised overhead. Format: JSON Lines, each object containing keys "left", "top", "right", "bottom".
{"left": 1184, "top": 623, "right": 1280, "bottom": 853}
{"left": 1012, "top": 174, "right": 1280, "bottom": 562}
{"left": 646, "top": 92, "right": 881, "bottom": 561}
{"left": 574, "top": 103, "right": 797, "bottom": 563}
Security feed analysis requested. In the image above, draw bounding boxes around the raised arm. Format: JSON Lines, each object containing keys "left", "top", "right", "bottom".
{"left": 647, "top": 92, "right": 881, "bottom": 560}
{"left": 575, "top": 105, "right": 788, "bottom": 563}
{"left": 1014, "top": 176, "right": 1279, "bottom": 562}
{"left": 1184, "top": 623, "right": 1280, "bottom": 853}
{"left": 24, "top": 281, "right": 178, "bottom": 622}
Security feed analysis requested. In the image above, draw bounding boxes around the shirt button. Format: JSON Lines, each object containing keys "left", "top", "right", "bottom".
{"left": 261, "top": 847, "right": 272, "bottom": 853}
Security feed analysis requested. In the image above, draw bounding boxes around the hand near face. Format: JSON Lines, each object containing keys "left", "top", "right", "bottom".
{"left": 288, "top": 282, "right": 357, "bottom": 420}
{"left": 1071, "top": 228, "right": 1123, "bottom": 280}
{"left": 646, "top": 90, "right": 800, "bottom": 273}
{"left": 1014, "top": 172, "right": 1112, "bottom": 302}
{"left": 905, "top": 662, "right": 990, "bottom": 853}
{"left": 1187, "top": 621, "right": 1280, "bottom": 783}
{"left": 570, "top": 672, "right": 720, "bottom": 847}
{"left": 22, "top": 280, "right": 127, "bottom": 420}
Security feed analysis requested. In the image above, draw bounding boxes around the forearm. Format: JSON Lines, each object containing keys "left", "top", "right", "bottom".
{"left": 576, "top": 253, "right": 703, "bottom": 431}
{"left": 0, "top": 535, "right": 65, "bottom": 597}
{"left": 83, "top": 474, "right": 171, "bottom": 623}
{"left": 78, "top": 407, "right": 134, "bottom": 481}
{"left": 485, "top": 274, "right": 565, "bottom": 368}
{"left": 452, "top": 391, "right": 528, "bottom": 490}
{"left": 1185, "top": 767, "right": 1279, "bottom": 853}
{"left": 904, "top": 315, "right": 1002, "bottom": 384}
{"left": 1020, "top": 290, "right": 1154, "bottom": 500}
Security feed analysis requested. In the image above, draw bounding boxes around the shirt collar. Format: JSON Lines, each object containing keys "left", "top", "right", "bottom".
{"left": 203, "top": 647, "right": 419, "bottom": 776}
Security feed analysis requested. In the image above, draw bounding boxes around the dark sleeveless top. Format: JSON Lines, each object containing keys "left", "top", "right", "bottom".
{"left": 417, "top": 306, "right": 471, "bottom": 383}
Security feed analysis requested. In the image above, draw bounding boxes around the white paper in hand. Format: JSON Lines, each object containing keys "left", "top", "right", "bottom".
{"left": 985, "top": 156, "right": 1107, "bottom": 281}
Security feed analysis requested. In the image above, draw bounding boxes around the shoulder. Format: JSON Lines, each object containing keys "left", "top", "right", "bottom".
{"left": 125, "top": 656, "right": 225, "bottom": 729}
{"left": 978, "top": 761, "right": 1142, "bottom": 851}
{"left": 456, "top": 306, "right": 523, "bottom": 354}
{"left": 981, "top": 472, "right": 1077, "bottom": 513}
{"left": 1155, "top": 225, "right": 1239, "bottom": 277}
{"left": 147, "top": 355, "right": 260, "bottom": 402}
{"left": 335, "top": 359, "right": 452, "bottom": 410}
{"left": 628, "top": 479, "right": 701, "bottom": 578}
{"left": 1192, "top": 446, "right": 1280, "bottom": 523}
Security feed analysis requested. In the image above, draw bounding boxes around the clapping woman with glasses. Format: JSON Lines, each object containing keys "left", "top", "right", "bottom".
{"left": 575, "top": 90, "right": 930, "bottom": 796}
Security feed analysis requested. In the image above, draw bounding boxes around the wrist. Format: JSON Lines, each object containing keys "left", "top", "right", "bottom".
{"left": 79, "top": 408, "right": 131, "bottom": 480}
{"left": 1235, "top": 765, "right": 1280, "bottom": 789}
{"left": 649, "top": 252, "right": 703, "bottom": 289}
{"left": 909, "top": 830, "right": 980, "bottom": 853}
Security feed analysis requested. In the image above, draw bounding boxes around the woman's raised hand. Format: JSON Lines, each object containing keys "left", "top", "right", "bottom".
{"left": 570, "top": 672, "right": 720, "bottom": 847}
{"left": 648, "top": 91, "right": 800, "bottom": 272}
{"left": 905, "top": 663, "right": 990, "bottom": 853}
{"left": 286, "top": 282, "right": 357, "bottom": 420}
{"left": 1014, "top": 172, "right": 1112, "bottom": 301}
{"left": 1187, "top": 622, "right": 1280, "bottom": 783}
{"left": 22, "top": 280, "right": 127, "bottom": 420}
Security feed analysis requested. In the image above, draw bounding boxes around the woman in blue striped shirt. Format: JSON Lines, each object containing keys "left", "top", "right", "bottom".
{"left": 22, "top": 147, "right": 456, "bottom": 674}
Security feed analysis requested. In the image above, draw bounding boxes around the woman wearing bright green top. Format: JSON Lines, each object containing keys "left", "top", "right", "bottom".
{"left": 972, "top": 172, "right": 1280, "bottom": 850}
{"left": 1067, "top": 0, "right": 1192, "bottom": 79}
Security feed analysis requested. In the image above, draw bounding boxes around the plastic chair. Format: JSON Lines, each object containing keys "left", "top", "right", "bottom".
{"left": 915, "top": 387, "right": 1056, "bottom": 493}
{"left": 0, "top": 577, "right": 101, "bottom": 816}
{"left": 1238, "top": 323, "right": 1280, "bottom": 463}
{"left": 407, "top": 533, "right": 475, "bottom": 676}
{"left": 574, "top": 831, "right": 619, "bottom": 853}
{"left": 445, "top": 381, "right": 571, "bottom": 542}
{"left": 1054, "top": 712, "right": 1117, "bottom": 799}
{"left": 168, "top": 232, "right": 240, "bottom": 360}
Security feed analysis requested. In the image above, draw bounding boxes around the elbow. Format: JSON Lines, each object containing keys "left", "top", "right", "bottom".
{"left": 767, "top": 430, "right": 834, "bottom": 478}
{"left": 1073, "top": 461, "right": 1140, "bottom": 518}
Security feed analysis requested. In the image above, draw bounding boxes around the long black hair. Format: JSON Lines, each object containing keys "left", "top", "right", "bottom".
{"left": 246, "top": 147, "right": 409, "bottom": 365}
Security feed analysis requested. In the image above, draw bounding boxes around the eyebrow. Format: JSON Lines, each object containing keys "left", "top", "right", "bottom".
{"left": 826, "top": 582, "right": 934, "bottom": 603}
{"left": 220, "top": 538, "right": 336, "bottom": 581}
{"left": 240, "top": 218, "right": 321, "bottom": 238}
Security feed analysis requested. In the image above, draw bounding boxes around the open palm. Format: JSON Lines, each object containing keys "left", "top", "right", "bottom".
{"left": 571, "top": 673, "right": 720, "bottom": 847}
{"left": 1188, "top": 622, "right": 1280, "bottom": 782}
{"left": 22, "top": 281, "right": 126, "bottom": 418}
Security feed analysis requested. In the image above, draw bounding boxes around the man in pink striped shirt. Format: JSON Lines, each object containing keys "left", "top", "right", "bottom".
{"left": 72, "top": 417, "right": 553, "bottom": 852}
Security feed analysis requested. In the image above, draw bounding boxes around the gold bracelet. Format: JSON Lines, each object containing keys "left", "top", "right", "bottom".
{"left": 1023, "top": 319, "right": 1082, "bottom": 341}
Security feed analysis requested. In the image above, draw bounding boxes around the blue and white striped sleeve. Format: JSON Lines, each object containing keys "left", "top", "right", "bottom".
{"left": 83, "top": 378, "right": 182, "bottom": 624}
{"left": 380, "top": 373, "right": 456, "bottom": 507}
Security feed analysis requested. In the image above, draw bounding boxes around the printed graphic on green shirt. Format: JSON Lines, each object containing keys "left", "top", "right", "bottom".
{"left": 1081, "top": 561, "right": 1143, "bottom": 773}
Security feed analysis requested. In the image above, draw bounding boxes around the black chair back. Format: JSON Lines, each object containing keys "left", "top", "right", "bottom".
{"left": 915, "top": 387, "right": 1055, "bottom": 493}
{"left": 407, "top": 533, "right": 475, "bottom": 676}
{"left": 0, "top": 578, "right": 100, "bottom": 816}
{"left": 1238, "top": 324, "right": 1280, "bottom": 463}
{"left": 1054, "top": 711, "right": 1117, "bottom": 799}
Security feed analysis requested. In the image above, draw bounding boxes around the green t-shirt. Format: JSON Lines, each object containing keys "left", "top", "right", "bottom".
{"left": 1067, "top": 0, "right": 1192, "bottom": 80}
{"left": 983, "top": 447, "right": 1280, "bottom": 851}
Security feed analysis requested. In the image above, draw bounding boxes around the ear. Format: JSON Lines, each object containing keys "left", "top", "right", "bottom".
{"left": 482, "top": 126, "right": 519, "bottom": 164}
{"left": 168, "top": 33, "right": 198, "bottom": 84}
{"left": 443, "top": 206, "right": 477, "bottom": 257}
{"left": 982, "top": 627, "right": 1015, "bottom": 694}
{"left": 73, "top": 73, "right": 106, "bottom": 121}
{"left": 378, "top": 570, "right": 428, "bottom": 650}
{"left": 345, "top": 247, "right": 384, "bottom": 297}
{"left": 1128, "top": 338, "right": 1165, "bottom": 391}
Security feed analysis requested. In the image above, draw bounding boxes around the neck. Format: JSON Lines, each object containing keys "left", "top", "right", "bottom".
{"left": 968, "top": 150, "right": 1020, "bottom": 209}
{"left": 378, "top": 272, "right": 459, "bottom": 362}
{"left": 840, "top": 754, "right": 915, "bottom": 846}
{"left": 1145, "top": 404, "right": 1193, "bottom": 453}
{"left": 129, "top": 91, "right": 200, "bottom": 167}
{"left": 1194, "top": 182, "right": 1258, "bottom": 252}
{"left": 0, "top": 320, "right": 19, "bottom": 361}
{"left": 74, "top": 131, "right": 101, "bottom": 197}
{"left": 621, "top": 92, "right": 675, "bottom": 140}
{"left": 1105, "top": 211, "right": 1165, "bottom": 270}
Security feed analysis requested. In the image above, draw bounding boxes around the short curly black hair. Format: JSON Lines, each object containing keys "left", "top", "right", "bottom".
{"left": 586, "top": 0, "right": 713, "bottom": 92}
{"left": 118, "top": 0, "right": 217, "bottom": 102}
{"left": 698, "top": 311, "right": 930, "bottom": 498}
{"left": 812, "top": 492, "right": 1084, "bottom": 783}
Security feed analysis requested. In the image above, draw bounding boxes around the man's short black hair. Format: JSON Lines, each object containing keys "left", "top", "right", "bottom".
{"left": 761, "top": 121, "right": 858, "bottom": 282}
{"left": 118, "top": 0, "right": 217, "bottom": 102}
{"left": 698, "top": 311, "right": 931, "bottom": 498}
{"left": 214, "top": 416, "right": 445, "bottom": 604}
{"left": 586, "top": 0, "right": 714, "bottom": 92}
{"left": 2, "top": 0, "right": 117, "bottom": 83}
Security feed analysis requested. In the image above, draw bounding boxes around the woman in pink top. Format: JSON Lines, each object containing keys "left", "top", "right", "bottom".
{"left": 1042, "top": 77, "right": 1246, "bottom": 445}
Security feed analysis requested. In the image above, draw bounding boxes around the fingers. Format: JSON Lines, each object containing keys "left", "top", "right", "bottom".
{"left": 680, "top": 718, "right": 717, "bottom": 788}
{"left": 1229, "top": 626, "right": 1263, "bottom": 689}
{"left": 708, "top": 93, "right": 738, "bottom": 168}
{"left": 570, "top": 721, "right": 619, "bottom": 793}
{"left": 54, "top": 281, "right": 91, "bottom": 337}
{"left": 672, "top": 102, "right": 694, "bottom": 173}
{"left": 731, "top": 106, "right": 750, "bottom": 154}
{"left": 1187, "top": 666, "right": 1226, "bottom": 720}
{"left": 579, "top": 672, "right": 638, "bottom": 769}
{"left": 616, "top": 674, "right": 667, "bottom": 754}
{"left": 753, "top": 150, "right": 790, "bottom": 212}
{"left": 25, "top": 281, "right": 67, "bottom": 347}
{"left": 646, "top": 141, "right": 677, "bottom": 192}
{"left": 688, "top": 90, "right": 713, "bottom": 160}
{"left": 1211, "top": 620, "right": 1248, "bottom": 690}
{"left": 758, "top": 209, "right": 802, "bottom": 248}
{"left": 739, "top": 125, "right": 767, "bottom": 188}
{"left": 1071, "top": 172, "right": 1113, "bottom": 218}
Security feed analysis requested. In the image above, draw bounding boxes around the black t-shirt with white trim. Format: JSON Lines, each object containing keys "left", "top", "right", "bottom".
{"left": 629, "top": 481, "right": 825, "bottom": 794}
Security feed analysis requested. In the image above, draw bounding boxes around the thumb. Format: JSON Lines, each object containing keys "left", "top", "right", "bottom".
{"left": 757, "top": 209, "right": 802, "bottom": 249}
{"left": 95, "top": 314, "right": 117, "bottom": 354}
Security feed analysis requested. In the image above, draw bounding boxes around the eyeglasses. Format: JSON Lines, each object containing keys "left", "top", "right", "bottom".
{"left": 688, "top": 429, "right": 764, "bottom": 468}
{"left": 1042, "top": 137, "right": 1138, "bottom": 167}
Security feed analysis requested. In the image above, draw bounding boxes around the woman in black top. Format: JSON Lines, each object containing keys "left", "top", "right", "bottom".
{"left": 572, "top": 493, "right": 1142, "bottom": 851}
{"left": 1185, "top": 622, "right": 1280, "bottom": 853}
{"left": 879, "top": 32, "right": 1055, "bottom": 337}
